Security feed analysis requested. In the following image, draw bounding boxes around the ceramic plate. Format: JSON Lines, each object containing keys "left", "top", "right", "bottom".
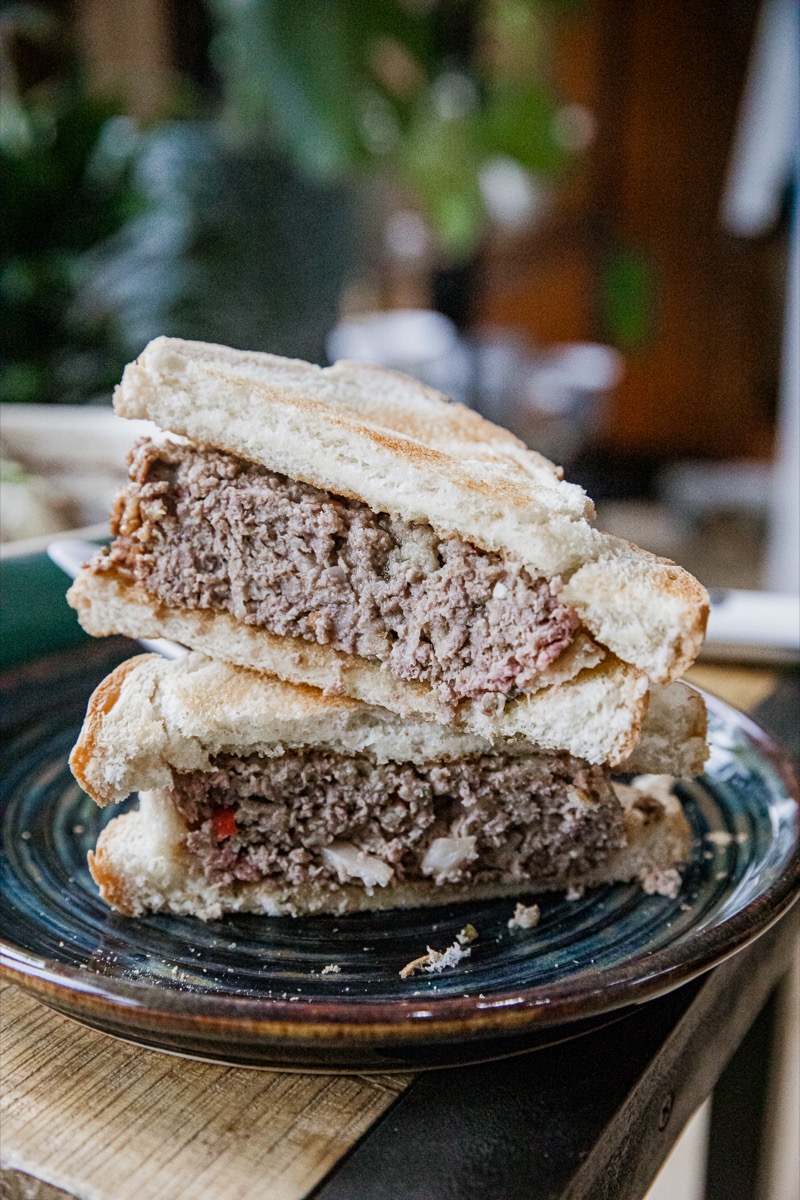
{"left": 1, "top": 649, "right": 798, "bottom": 1070}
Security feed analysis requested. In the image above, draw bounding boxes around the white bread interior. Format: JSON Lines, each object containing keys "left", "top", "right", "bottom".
{"left": 88, "top": 784, "right": 692, "bottom": 919}
{"left": 622, "top": 681, "right": 709, "bottom": 778}
{"left": 70, "top": 652, "right": 708, "bottom": 811}
{"left": 111, "top": 336, "right": 708, "bottom": 683}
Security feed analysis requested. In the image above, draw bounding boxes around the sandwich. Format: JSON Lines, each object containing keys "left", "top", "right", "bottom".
{"left": 67, "top": 337, "right": 709, "bottom": 766}
{"left": 71, "top": 653, "right": 700, "bottom": 919}
{"left": 66, "top": 338, "right": 708, "bottom": 921}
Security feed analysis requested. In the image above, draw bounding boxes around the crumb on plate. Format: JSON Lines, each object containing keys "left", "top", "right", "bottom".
{"left": 400, "top": 926, "right": 477, "bottom": 978}
{"left": 639, "top": 866, "right": 682, "bottom": 899}
{"left": 507, "top": 902, "right": 541, "bottom": 930}
{"left": 705, "top": 830, "right": 749, "bottom": 846}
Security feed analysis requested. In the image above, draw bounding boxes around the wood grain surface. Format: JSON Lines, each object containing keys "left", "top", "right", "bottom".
{"left": 684, "top": 663, "right": 779, "bottom": 715}
{"left": 0, "top": 664, "right": 779, "bottom": 1200}
{"left": 0, "top": 982, "right": 407, "bottom": 1200}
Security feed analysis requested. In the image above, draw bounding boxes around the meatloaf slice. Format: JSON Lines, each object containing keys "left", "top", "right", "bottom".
{"left": 97, "top": 439, "right": 581, "bottom": 713}
{"left": 169, "top": 747, "right": 627, "bottom": 892}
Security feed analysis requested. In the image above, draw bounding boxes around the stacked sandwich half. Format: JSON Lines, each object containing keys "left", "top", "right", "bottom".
{"left": 68, "top": 337, "right": 709, "bottom": 919}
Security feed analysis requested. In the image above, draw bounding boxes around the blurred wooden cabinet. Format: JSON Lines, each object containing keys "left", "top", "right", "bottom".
{"left": 479, "top": 0, "right": 784, "bottom": 460}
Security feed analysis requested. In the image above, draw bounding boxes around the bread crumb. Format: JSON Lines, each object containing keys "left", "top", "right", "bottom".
{"left": 426, "top": 943, "right": 471, "bottom": 973}
{"left": 400, "top": 927, "right": 477, "bottom": 977}
{"left": 321, "top": 963, "right": 341, "bottom": 975}
{"left": 400, "top": 953, "right": 434, "bottom": 979}
{"left": 639, "top": 867, "right": 682, "bottom": 899}
{"left": 705, "top": 830, "right": 748, "bottom": 846}
{"left": 507, "top": 902, "right": 541, "bottom": 930}
{"left": 565, "top": 885, "right": 585, "bottom": 901}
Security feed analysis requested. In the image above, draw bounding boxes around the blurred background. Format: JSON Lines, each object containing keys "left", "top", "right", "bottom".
{"left": 1, "top": 0, "right": 798, "bottom": 600}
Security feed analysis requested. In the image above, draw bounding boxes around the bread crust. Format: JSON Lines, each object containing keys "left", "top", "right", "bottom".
{"left": 110, "top": 337, "right": 709, "bottom": 682}
{"left": 69, "top": 655, "right": 153, "bottom": 806}
{"left": 88, "top": 825, "right": 141, "bottom": 914}
{"left": 621, "top": 681, "right": 708, "bottom": 777}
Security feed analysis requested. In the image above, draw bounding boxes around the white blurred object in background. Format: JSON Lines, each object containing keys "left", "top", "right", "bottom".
{"left": 517, "top": 342, "right": 624, "bottom": 466}
{"left": 0, "top": 405, "right": 158, "bottom": 552}
{"left": 721, "top": 0, "right": 798, "bottom": 238}
{"left": 0, "top": 459, "right": 72, "bottom": 543}
{"left": 326, "top": 309, "right": 471, "bottom": 401}
{"left": 328, "top": 310, "right": 623, "bottom": 468}
{"left": 479, "top": 156, "right": 551, "bottom": 232}
{"left": 765, "top": 186, "right": 799, "bottom": 594}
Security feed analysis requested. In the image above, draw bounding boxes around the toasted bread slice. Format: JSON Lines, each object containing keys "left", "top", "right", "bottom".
{"left": 109, "top": 337, "right": 708, "bottom": 683}
{"left": 70, "top": 652, "right": 708, "bottom": 812}
{"left": 68, "top": 570, "right": 661, "bottom": 765}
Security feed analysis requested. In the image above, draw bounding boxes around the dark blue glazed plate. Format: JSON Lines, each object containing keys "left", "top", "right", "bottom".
{"left": 1, "top": 646, "right": 798, "bottom": 1070}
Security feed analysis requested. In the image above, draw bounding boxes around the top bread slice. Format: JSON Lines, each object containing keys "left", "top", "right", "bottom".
{"left": 70, "top": 652, "right": 708, "bottom": 809}
{"left": 113, "top": 337, "right": 709, "bottom": 683}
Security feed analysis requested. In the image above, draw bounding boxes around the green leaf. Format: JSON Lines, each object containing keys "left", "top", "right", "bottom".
{"left": 209, "top": 0, "right": 365, "bottom": 182}
{"left": 481, "top": 82, "right": 569, "bottom": 175}
{"left": 398, "top": 106, "right": 485, "bottom": 260}
{"left": 601, "top": 247, "right": 656, "bottom": 350}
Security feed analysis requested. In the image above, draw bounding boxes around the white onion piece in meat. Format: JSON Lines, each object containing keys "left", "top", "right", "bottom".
{"left": 420, "top": 836, "right": 478, "bottom": 883}
{"left": 321, "top": 842, "right": 394, "bottom": 890}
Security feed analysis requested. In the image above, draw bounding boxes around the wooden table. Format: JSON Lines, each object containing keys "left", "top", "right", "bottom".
{"left": 1, "top": 659, "right": 798, "bottom": 1200}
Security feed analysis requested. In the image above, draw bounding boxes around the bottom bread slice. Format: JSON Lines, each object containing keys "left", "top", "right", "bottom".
{"left": 89, "top": 780, "right": 691, "bottom": 920}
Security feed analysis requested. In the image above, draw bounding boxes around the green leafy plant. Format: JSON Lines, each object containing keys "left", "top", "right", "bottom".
{"left": 0, "top": 7, "right": 145, "bottom": 403}
{"left": 208, "top": 0, "right": 576, "bottom": 261}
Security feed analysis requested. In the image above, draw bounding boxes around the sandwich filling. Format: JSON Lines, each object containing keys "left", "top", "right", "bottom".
{"left": 168, "top": 747, "right": 627, "bottom": 891}
{"left": 99, "top": 439, "right": 582, "bottom": 713}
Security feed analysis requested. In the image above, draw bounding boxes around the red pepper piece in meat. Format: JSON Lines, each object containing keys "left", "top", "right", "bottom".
{"left": 212, "top": 807, "right": 238, "bottom": 840}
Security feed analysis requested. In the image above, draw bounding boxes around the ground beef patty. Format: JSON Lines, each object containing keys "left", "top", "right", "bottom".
{"left": 170, "top": 748, "right": 626, "bottom": 891}
{"left": 101, "top": 439, "right": 580, "bottom": 711}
